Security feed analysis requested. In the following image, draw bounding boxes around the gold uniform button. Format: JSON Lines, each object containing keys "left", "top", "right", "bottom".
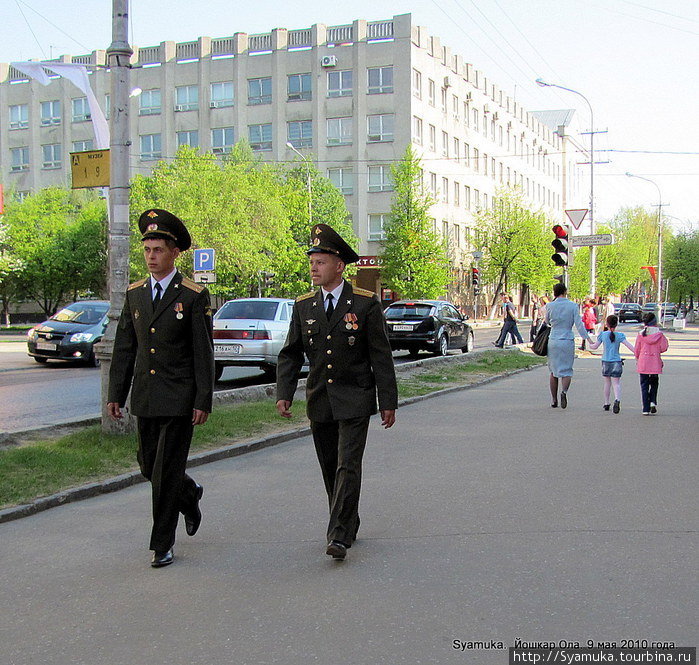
{"left": 150, "top": 348, "right": 155, "bottom": 354}
{"left": 327, "top": 378, "right": 333, "bottom": 384}
{"left": 327, "top": 364, "right": 332, "bottom": 369}
{"left": 327, "top": 349, "right": 332, "bottom": 355}
{"left": 150, "top": 369, "right": 156, "bottom": 375}
{"left": 150, "top": 327, "right": 156, "bottom": 333}
{"left": 326, "top": 335, "right": 332, "bottom": 340}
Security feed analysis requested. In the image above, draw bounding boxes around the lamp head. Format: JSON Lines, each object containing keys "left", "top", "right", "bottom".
{"left": 535, "top": 78, "right": 550, "bottom": 87}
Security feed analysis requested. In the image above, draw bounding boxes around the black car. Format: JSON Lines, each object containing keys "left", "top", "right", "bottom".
{"left": 384, "top": 300, "right": 474, "bottom": 357}
{"left": 618, "top": 303, "right": 643, "bottom": 323}
{"left": 27, "top": 300, "right": 109, "bottom": 366}
{"left": 643, "top": 302, "right": 676, "bottom": 320}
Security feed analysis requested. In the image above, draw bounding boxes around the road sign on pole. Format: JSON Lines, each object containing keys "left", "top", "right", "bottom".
{"left": 70, "top": 149, "right": 110, "bottom": 188}
{"left": 194, "top": 248, "right": 215, "bottom": 272}
{"left": 571, "top": 233, "right": 614, "bottom": 247}
{"left": 565, "top": 208, "right": 588, "bottom": 230}
{"left": 193, "top": 272, "right": 216, "bottom": 284}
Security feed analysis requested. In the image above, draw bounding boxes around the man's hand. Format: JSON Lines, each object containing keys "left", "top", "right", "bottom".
{"left": 380, "top": 409, "right": 396, "bottom": 429}
{"left": 276, "top": 400, "right": 293, "bottom": 419}
{"left": 107, "top": 402, "right": 122, "bottom": 421}
{"left": 192, "top": 409, "right": 209, "bottom": 426}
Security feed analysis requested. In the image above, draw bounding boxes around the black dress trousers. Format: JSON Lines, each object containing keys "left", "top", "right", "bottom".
{"left": 136, "top": 416, "right": 200, "bottom": 551}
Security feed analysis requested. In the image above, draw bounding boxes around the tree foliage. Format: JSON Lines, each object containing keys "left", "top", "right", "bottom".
{"left": 474, "top": 188, "right": 553, "bottom": 305}
{"left": 380, "top": 145, "right": 450, "bottom": 299}
{"left": 664, "top": 228, "right": 699, "bottom": 304}
{"left": 2, "top": 188, "right": 107, "bottom": 317}
{"left": 129, "top": 144, "right": 356, "bottom": 299}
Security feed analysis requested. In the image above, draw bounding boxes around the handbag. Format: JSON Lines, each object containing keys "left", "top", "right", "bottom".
{"left": 531, "top": 323, "right": 550, "bottom": 356}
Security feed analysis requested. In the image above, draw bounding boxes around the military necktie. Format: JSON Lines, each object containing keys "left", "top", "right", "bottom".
{"left": 325, "top": 293, "right": 334, "bottom": 320}
{"left": 153, "top": 282, "right": 162, "bottom": 308}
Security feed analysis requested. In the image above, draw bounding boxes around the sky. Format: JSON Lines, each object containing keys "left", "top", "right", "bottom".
{"left": 2, "top": 0, "right": 698, "bottom": 231}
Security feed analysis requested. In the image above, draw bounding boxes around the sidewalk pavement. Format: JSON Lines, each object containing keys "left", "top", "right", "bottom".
{"left": 0, "top": 330, "right": 697, "bottom": 665}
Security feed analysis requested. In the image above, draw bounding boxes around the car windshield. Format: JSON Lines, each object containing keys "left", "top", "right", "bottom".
{"left": 50, "top": 303, "right": 108, "bottom": 325}
{"left": 385, "top": 304, "right": 434, "bottom": 318}
{"left": 216, "top": 300, "right": 279, "bottom": 321}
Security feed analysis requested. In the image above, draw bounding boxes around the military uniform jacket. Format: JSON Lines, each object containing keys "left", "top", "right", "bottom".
{"left": 276, "top": 281, "right": 398, "bottom": 422}
{"left": 108, "top": 271, "right": 215, "bottom": 417}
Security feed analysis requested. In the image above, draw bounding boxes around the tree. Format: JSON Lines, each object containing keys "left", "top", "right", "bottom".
{"left": 2, "top": 188, "right": 107, "bottom": 317}
{"left": 664, "top": 229, "right": 699, "bottom": 305}
{"left": 380, "top": 145, "right": 450, "bottom": 299}
{"left": 0, "top": 217, "right": 24, "bottom": 326}
{"left": 474, "top": 189, "right": 552, "bottom": 310}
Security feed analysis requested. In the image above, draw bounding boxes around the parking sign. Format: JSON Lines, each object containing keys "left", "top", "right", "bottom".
{"left": 194, "top": 248, "right": 215, "bottom": 272}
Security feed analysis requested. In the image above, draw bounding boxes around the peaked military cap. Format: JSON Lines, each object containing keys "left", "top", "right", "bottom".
{"left": 306, "top": 223, "right": 359, "bottom": 264}
{"left": 138, "top": 209, "right": 192, "bottom": 251}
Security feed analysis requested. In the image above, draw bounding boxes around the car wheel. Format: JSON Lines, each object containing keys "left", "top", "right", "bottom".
{"left": 86, "top": 350, "right": 100, "bottom": 367}
{"left": 461, "top": 331, "right": 474, "bottom": 353}
{"left": 214, "top": 362, "right": 225, "bottom": 382}
{"left": 34, "top": 356, "right": 48, "bottom": 364}
{"left": 435, "top": 333, "right": 448, "bottom": 357}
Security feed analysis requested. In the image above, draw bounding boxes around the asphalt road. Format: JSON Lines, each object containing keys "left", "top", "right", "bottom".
{"left": 1, "top": 327, "right": 696, "bottom": 665}
{"left": 0, "top": 326, "right": 499, "bottom": 433}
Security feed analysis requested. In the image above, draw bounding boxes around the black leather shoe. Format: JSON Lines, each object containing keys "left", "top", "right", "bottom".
{"left": 151, "top": 549, "right": 174, "bottom": 568}
{"left": 185, "top": 484, "right": 203, "bottom": 536}
{"left": 326, "top": 540, "right": 347, "bottom": 560}
{"left": 560, "top": 392, "right": 568, "bottom": 409}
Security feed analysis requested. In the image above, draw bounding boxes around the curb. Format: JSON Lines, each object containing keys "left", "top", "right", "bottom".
{"left": 0, "top": 349, "right": 542, "bottom": 524}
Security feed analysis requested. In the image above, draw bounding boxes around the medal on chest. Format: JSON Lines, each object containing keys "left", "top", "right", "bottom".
{"left": 344, "top": 312, "right": 358, "bottom": 330}
{"left": 174, "top": 302, "right": 184, "bottom": 319}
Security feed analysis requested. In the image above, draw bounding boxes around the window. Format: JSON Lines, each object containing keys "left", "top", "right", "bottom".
{"left": 441, "top": 131, "right": 449, "bottom": 158}
{"left": 453, "top": 137, "right": 459, "bottom": 161}
{"left": 483, "top": 153, "right": 488, "bottom": 176}
{"left": 368, "top": 214, "right": 388, "bottom": 241}
{"left": 140, "top": 133, "right": 162, "bottom": 160}
{"left": 441, "top": 88, "right": 447, "bottom": 113}
{"left": 454, "top": 224, "right": 460, "bottom": 247}
{"left": 454, "top": 181, "right": 460, "bottom": 207}
{"left": 464, "top": 185, "right": 471, "bottom": 209}
{"left": 175, "top": 85, "right": 198, "bottom": 111}
{"left": 139, "top": 90, "right": 161, "bottom": 115}
{"left": 42, "top": 143, "right": 62, "bottom": 169}
{"left": 72, "top": 97, "right": 90, "bottom": 122}
{"left": 441, "top": 177, "right": 449, "bottom": 203}
{"left": 412, "top": 68, "right": 422, "bottom": 98}
{"left": 11, "top": 147, "right": 29, "bottom": 171}
{"left": 474, "top": 189, "right": 480, "bottom": 208}
{"left": 248, "top": 124, "right": 272, "bottom": 151}
{"left": 491, "top": 157, "right": 496, "bottom": 179}
{"left": 368, "top": 165, "right": 393, "bottom": 192}
{"left": 327, "top": 117, "right": 352, "bottom": 146}
{"left": 464, "top": 226, "right": 471, "bottom": 246}
{"left": 328, "top": 70, "right": 352, "bottom": 97}
{"left": 452, "top": 94, "right": 459, "bottom": 121}
{"left": 288, "top": 73, "right": 311, "bottom": 101}
{"left": 287, "top": 120, "right": 312, "bottom": 148}
{"left": 40, "top": 100, "right": 61, "bottom": 125}
{"left": 9, "top": 104, "right": 28, "bottom": 129}
{"left": 367, "top": 66, "right": 393, "bottom": 94}
{"left": 367, "top": 114, "right": 394, "bottom": 142}
{"left": 412, "top": 116, "right": 423, "bottom": 145}
{"left": 210, "top": 81, "right": 234, "bottom": 108}
{"left": 248, "top": 77, "right": 272, "bottom": 105}
{"left": 428, "top": 79, "right": 435, "bottom": 106}
{"left": 473, "top": 148, "right": 480, "bottom": 172}
{"left": 483, "top": 192, "right": 489, "bottom": 209}
{"left": 72, "top": 139, "right": 94, "bottom": 152}
{"left": 177, "top": 130, "right": 199, "bottom": 148}
{"left": 211, "top": 127, "right": 234, "bottom": 153}
{"left": 429, "top": 125, "right": 436, "bottom": 152}
{"left": 472, "top": 108, "right": 479, "bottom": 131}
{"left": 464, "top": 143, "right": 470, "bottom": 165}
{"left": 442, "top": 220, "right": 449, "bottom": 238}
{"left": 327, "top": 167, "right": 353, "bottom": 195}
{"left": 429, "top": 172, "right": 437, "bottom": 196}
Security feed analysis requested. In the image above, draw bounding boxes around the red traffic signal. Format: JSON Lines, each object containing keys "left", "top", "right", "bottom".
{"left": 551, "top": 225, "right": 569, "bottom": 266}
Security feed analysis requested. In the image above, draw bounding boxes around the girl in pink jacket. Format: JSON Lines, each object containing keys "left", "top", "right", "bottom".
{"left": 634, "top": 312, "right": 669, "bottom": 415}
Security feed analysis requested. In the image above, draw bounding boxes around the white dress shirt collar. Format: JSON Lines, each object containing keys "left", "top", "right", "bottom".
{"left": 321, "top": 281, "right": 345, "bottom": 310}
{"left": 150, "top": 268, "right": 177, "bottom": 298}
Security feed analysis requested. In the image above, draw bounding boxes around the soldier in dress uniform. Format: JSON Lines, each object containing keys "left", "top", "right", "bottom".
{"left": 276, "top": 223, "right": 398, "bottom": 561}
{"left": 107, "top": 209, "right": 214, "bottom": 568}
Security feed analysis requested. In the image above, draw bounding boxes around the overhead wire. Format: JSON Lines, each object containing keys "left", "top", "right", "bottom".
{"left": 15, "top": 0, "right": 92, "bottom": 54}
{"left": 13, "top": 0, "right": 47, "bottom": 60}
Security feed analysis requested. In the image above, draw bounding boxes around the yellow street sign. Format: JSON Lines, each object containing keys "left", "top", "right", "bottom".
{"left": 70, "top": 149, "right": 110, "bottom": 188}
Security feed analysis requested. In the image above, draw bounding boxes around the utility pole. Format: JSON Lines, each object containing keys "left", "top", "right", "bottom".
{"left": 97, "top": 0, "right": 132, "bottom": 433}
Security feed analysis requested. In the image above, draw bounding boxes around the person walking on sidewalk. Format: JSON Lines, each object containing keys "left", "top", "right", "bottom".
{"left": 276, "top": 224, "right": 398, "bottom": 562}
{"left": 587, "top": 314, "right": 635, "bottom": 413}
{"left": 493, "top": 293, "right": 523, "bottom": 347}
{"left": 634, "top": 312, "right": 669, "bottom": 415}
{"left": 107, "top": 209, "right": 214, "bottom": 568}
{"left": 545, "top": 283, "right": 591, "bottom": 409}
{"left": 580, "top": 298, "right": 597, "bottom": 351}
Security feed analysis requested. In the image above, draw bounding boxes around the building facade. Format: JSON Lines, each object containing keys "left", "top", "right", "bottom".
{"left": 0, "top": 13, "right": 584, "bottom": 307}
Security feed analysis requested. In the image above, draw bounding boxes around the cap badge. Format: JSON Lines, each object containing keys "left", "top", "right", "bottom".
{"left": 306, "top": 319, "right": 316, "bottom": 325}
{"left": 312, "top": 238, "right": 321, "bottom": 246}
{"left": 314, "top": 227, "right": 322, "bottom": 235}
{"left": 147, "top": 223, "right": 158, "bottom": 232}
{"left": 147, "top": 211, "right": 158, "bottom": 218}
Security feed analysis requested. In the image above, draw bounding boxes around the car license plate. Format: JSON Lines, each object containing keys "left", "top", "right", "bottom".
{"left": 36, "top": 341, "right": 57, "bottom": 351}
{"left": 392, "top": 324, "right": 413, "bottom": 331}
{"left": 215, "top": 344, "right": 241, "bottom": 354}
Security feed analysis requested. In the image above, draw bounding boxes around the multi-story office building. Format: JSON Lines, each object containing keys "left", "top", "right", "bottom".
{"left": 0, "top": 13, "right": 583, "bottom": 305}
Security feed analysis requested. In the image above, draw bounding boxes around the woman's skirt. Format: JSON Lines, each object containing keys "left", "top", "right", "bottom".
{"left": 547, "top": 338, "right": 575, "bottom": 377}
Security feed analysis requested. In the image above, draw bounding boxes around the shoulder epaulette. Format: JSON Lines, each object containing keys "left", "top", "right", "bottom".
{"left": 181, "top": 276, "right": 205, "bottom": 293}
{"left": 296, "top": 291, "right": 316, "bottom": 302}
{"left": 128, "top": 278, "right": 148, "bottom": 291}
{"left": 353, "top": 287, "right": 375, "bottom": 297}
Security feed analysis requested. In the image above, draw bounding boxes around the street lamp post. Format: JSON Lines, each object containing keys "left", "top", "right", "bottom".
{"left": 625, "top": 172, "right": 664, "bottom": 322}
{"left": 535, "top": 78, "right": 596, "bottom": 294}
{"left": 286, "top": 142, "right": 312, "bottom": 227}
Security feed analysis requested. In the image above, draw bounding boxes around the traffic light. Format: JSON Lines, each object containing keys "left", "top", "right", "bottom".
{"left": 471, "top": 266, "right": 480, "bottom": 294}
{"left": 551, "top": 225, "right": 569, "bottom": 266}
